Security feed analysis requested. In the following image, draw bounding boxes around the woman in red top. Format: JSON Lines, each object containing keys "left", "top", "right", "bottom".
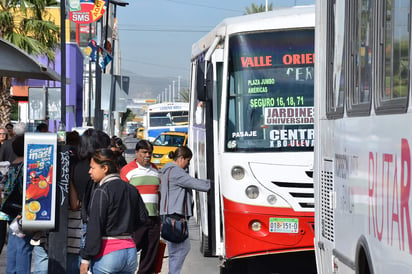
{"left": 80, "top": 148, "right": 147, "bottom": 274}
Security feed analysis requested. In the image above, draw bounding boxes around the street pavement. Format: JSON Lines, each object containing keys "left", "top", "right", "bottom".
{"left": 159, "top": 218, "right": 219, "bottom": 274}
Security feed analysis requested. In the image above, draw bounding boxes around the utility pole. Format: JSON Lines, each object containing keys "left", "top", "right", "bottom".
{"left": 48, "top": 2, "right": 68, "bottom": 273}
{"left": 94, "top": 18, "right": 103, "bottom": 130}
{"left": 178, "top": 76, "right": 181, "bottom": 101}
{"left": 107, "top": 0, "right": 129, "bottom": 136}
{"left": 60, "top": 1, "right": 66, "bottom": 126}
{"left": 172, "top": 80, "right": 175, "bottom": 102}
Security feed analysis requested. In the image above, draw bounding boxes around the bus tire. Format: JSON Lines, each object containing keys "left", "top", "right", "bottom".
{"left": 356, "top": 237, "right": 373, "bottom": 274}
{"left": 200, "top": 232, "right": 213, "bottom": 257}
{"left": 219, "top": 259, "right": 232, "bottom": 274}
{"left": 356, "top": 248, "right": 372, "bottom": 274}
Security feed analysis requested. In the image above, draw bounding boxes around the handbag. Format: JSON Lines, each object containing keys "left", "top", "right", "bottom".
{"left": 160, "top": 168, "right": 189, "bottom": 243}
{"left": 1, "top": 163, "right": 23, "bottom": 219}
{"left": 1, "top": 184, "right": 22, "bottom": 218}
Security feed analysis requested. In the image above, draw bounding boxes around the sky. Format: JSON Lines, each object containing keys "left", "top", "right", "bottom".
{"left": 116, "top": 0, "right": 315, "bottom": 81}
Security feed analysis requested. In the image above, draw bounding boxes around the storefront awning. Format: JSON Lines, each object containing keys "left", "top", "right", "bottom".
{"left": 0, "top": 38, "right": 61, "bottom": 81}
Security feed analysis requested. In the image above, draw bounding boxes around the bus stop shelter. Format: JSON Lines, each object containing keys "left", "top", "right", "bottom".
{"left": 0, "top": 38, "right": 70, "bottom": 272}
{"left": 0, "top": 38, "right": 60, "bottom": 81}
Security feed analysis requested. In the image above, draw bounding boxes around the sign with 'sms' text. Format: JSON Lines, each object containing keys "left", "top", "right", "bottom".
{"left": 69, "top": 0, "right": 108, "bottom": 24}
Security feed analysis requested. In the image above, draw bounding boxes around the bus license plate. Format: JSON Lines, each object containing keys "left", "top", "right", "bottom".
{"left": 152, "top": 159, "right": 160, "bottom": 164}
{"left": 269, "top": 218, "right": 299, "bottom": 233}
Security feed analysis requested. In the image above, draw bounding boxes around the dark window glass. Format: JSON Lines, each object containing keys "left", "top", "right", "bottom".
{"left": 226, "top": 30, "right": 314, "bottom": 152}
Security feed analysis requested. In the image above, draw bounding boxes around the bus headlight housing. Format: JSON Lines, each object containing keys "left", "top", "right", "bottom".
{"left": 245, "top": 185, "right": 259, "bottom": 199}
{"left": 231, "top": 166, "right": 245, "bottom": 180}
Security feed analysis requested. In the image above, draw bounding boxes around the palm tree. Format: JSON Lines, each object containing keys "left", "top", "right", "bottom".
{"left": 244, "top": 3, "right": 273, "bottom": 14}
{"left": 0, "top": 0, "right": 60, "bottom": 125}
{"left": 179, "top": 88, "right": 190, "bottom": 102}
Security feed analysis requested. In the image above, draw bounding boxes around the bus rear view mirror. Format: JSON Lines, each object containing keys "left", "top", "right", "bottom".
{"left": 196, "top": 61, "right": 213, "bottom": 101}
{"left": 196, "top": 63, "right": 207, "bottom": 101}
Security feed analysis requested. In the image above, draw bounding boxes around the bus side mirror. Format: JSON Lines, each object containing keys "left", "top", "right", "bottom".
{"left": 196, "top": 61, "right": 213, "bottom": 101}
{"left": 196, "top": 63, "right": 207, "bottom": 101}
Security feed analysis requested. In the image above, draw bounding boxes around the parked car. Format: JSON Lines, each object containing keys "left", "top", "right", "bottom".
{"left": 136, "top": 127, "right": 144, "bottom": 139}
{"left": 151, "top": 131, "right": 188, "bottom": 169}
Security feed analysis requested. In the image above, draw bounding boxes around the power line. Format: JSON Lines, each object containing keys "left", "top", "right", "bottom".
{"left": 118, "top": 27, "right": 209, "bottom": 33}
{"left": 121, "top": 58, "right": 190, "bottom": 72}
{"left": 163, "top": 0, "right": 243, "bottom": 13}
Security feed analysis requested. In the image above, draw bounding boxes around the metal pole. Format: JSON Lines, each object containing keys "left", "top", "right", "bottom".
{"left": 87, "top": 25, "right": 92, "bottom": 126}
{"left": 107, "top": 0, "right": 129, "bottom": 135}
{"left": 108, "top": 3, "right": 115, "bottom": 136}
{"left": 178, "top": 76, "right": 181, "bottom": 101}
{"left": 48, "top": 3, "right": 68, "bottom": 272}
{"left": 172, "top": 80, "right": 175, "bottom": 102}
{"left": 60, "top": 0, "right": 66, "bottom": 127}
{"left": 94, "top": 18, "right": 103, "bottom": 130}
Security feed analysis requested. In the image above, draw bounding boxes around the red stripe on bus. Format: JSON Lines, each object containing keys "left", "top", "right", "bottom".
{"left": 223, "top": 196, "right": 314, "bottom": 259}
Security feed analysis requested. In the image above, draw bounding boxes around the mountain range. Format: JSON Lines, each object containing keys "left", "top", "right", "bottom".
{"left": 122, "top": 69, "right": 190, "bottom": 101}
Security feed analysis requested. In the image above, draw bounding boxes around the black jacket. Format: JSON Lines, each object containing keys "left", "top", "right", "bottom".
{"left": 80, "top": 174, "right": 148, "bottom": 260}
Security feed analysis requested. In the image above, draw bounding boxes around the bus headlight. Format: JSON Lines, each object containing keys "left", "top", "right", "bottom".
{"left": 245, "top": 185, "right": 259, "bottom": 199}
{"left": 231, "top": 166, "right": 245, "bottom": 180}
{"left": 267, "top": 195, "right": 277, "bottom": 205}
{"left": 251, "top": 221, "right": 262, "bottom": 232}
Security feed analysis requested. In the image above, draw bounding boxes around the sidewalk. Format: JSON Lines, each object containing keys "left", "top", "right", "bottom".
{"left": 0, "top": 218, "right": 219, "bottom": 273}
{"left": 159, "top": 218, "right": 219, "bottom": 274}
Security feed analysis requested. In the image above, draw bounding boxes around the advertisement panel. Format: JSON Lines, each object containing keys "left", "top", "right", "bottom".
{"left": 28, "top": 87, "right": 46, "bottom": 121}
{"left": 69, "top": 0, "right": 108, "bottom": 24}
{"left": 22, "top": 133, "right": 57, "bottom": 230}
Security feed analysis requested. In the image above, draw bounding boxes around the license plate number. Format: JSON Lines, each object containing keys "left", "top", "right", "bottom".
{"left": 269, "top": 217, "right": 299, "bottom": 233}
{"left": 152, "top": 159, "right": 160, "bottom": 164}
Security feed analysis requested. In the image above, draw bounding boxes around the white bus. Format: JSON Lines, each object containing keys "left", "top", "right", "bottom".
{"left": 143, "top": 102, "right": 189, "bottom": 142}
{"left": 314, "top": 0, "right": 412, "bottom": 273}
{"left": 189, "top": 5, "right": 316, "bottom": 270}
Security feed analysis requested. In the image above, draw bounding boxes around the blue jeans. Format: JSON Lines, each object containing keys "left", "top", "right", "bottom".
{"left": 167, "top": 237, "right": 191, "bottom": 274}
{"left": 80, "top": 222, "right": 87, "bottom": 248}
{"left": 92, "top": 247, "right": 138, "bottom": 274}
{"left": 6, "top": 229, "right": 33, "bottom": 274}
{"left": 33, "top": 244, "right": 48, "bottom": 274}
{"left": 32, "top": 244, "right": 80, "bottom": 273}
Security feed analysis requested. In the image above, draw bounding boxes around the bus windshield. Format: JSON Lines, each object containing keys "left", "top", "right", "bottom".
{"left": 149, "top": 110, "right": 189, "bottom": 127}
{"left": 226, "top": 29, "right": 314, "bottom": 152}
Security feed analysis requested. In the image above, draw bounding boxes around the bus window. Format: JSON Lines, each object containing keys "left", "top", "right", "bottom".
{"left": 375, "top": 0, "right": 409, "bottom": 113}
{"left": 383, "top": 0, "right": 409, "bottom": 100}
{"left": 225, "top": 30, "right": 314, "bottom": 152}
{"left": 347, "top": 0, "right": 372, "bottom": 115}
{"left": 326, "top": 0, "right": 345, "bottom": 118}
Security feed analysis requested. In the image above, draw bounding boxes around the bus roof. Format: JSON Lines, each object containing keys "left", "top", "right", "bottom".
{"left": 191, "top": 5, "right": 315, "bottom": 60}
{"left": 147, "top": 102, "right": 189, "bottom": 112}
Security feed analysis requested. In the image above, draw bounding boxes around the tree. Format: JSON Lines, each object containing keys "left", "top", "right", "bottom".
{"left": 0, "top": 0, "right": 60, "bottom": 125}
{"left": 179, "top": 88, "right": 190, "bottom": 102}
{"left": 244, "top": 3, "right": 273, "bottom": 14}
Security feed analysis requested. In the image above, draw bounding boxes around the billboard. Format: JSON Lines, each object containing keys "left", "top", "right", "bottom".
{"left": 28, "top": 87, "right": 46, "bottom": 121}
{"left": 68, "top": 0, "right": 108, "bottom": 24}
{"left": 22, "top": 133, "right": 57, "bottom": 230}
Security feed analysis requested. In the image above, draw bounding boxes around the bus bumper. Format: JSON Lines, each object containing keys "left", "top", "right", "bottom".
{"left": 223, "top": 197, "right": 315, "bottom": 259}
